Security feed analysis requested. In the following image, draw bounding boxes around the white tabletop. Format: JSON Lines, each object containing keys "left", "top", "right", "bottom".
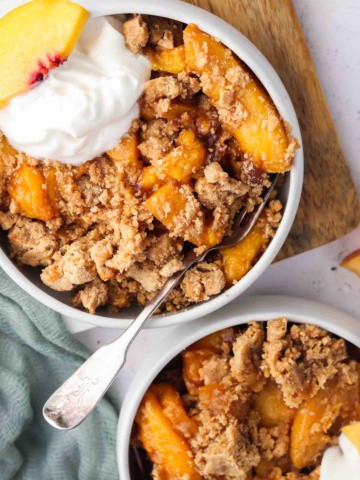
{"left": 68, "top": 0, "right": 360, "bottom": 402}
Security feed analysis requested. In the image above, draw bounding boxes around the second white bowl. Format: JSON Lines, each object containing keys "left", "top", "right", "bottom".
{"left": 117, "top": 295, "right": 360, "bottom": 479}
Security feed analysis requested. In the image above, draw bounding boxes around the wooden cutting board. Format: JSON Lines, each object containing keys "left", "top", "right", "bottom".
{"left": 184, "top": 0, "right": 360, "bottom": 260}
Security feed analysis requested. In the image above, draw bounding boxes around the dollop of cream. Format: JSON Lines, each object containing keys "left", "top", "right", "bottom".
{"left": 320, "top": 432, "right": 360, "bottom": 480}
{"left": 0, "top": 16, "right": 151, "bottom": 165}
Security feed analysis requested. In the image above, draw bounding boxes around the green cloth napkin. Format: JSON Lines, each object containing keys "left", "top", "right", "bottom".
{"left": 0, "top": 268, "right": 120, "bottom": 480}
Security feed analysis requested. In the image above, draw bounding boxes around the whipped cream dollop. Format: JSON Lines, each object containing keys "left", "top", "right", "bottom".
{"left": 0, "top": 16, "right": 151, "bottom": 165}
{"left": 320, "top": 432, "right": 360, "bottom": 480}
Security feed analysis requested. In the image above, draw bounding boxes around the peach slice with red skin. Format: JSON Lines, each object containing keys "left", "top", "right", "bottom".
{"left": 0, "top": 0, "right": 89, "bottom": 108}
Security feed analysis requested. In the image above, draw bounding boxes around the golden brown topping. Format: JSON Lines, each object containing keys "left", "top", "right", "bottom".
{"left": 181, "top": 261, "right": 226, "bottom": 303}
{"left": 72, "top": 278, "right": 108, "bottom": 314}
{"left": 262, "top": 318, "right": 349, "bottom": 408}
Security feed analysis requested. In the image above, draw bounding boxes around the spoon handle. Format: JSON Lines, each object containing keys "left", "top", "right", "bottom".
{"left": 43, "top": 249, "right": 203, "bottom": 430}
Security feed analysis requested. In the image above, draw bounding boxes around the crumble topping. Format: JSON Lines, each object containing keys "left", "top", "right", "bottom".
{"left": 145, "top": 15, "right": 184, "bottom": 50}
{"left": 5, "top": 215, "right": 58, "bottom": 267}
{"left": 181, "top": 261, "right": 226, "bottom": 303}
{"left": 193, "top": 414, "right": 260, "bottom": 479}
{"left": 72, "top": 277, "right": 108, "bottom": 314}
{"left": 230, "top": 321, "right": 266, "bottom": 393}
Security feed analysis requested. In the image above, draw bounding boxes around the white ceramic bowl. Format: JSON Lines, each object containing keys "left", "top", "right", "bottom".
{"left": 0, "top": 0, "right": 303, "bottom": 328}
{"left": 117, "top": 295, "right": 360, "bottom": 479}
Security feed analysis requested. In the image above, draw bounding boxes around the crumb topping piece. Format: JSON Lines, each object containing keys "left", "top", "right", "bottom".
{"left": 122, "top": 14, "right": 149, "bottom": 54}
{"left": 262, "top": 318, "right": 348, "bottom": 408}
{"left": 135, "top": 319, "right": 359, "bottom": 480}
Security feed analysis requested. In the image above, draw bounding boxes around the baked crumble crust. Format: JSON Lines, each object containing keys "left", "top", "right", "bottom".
{"left": 0, "top": 15, "right": 298, "bottom": 314}
{"left": 262, "top": 318, "right": 349, "bottom": 408}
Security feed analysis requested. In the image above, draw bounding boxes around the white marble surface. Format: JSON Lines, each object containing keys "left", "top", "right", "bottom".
{"left": 71, "top": 0, "right": 360, "bottom": 402}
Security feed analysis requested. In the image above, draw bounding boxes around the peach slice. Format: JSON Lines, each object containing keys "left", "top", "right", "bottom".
{"left": 135, "top": 387, "right": 200, "bottom": 480}
{"left": 342, "top": 422, "right": 360, "bottom": 453}
{"left": 182, "top": 349, "right": 214, "bottom": 395}
{"left": 184, "top": 24, "right": 294, "bottom": 172}
{"left": 139, "top": 166, "right": 167, "bottom": 194}
{"left": 153, "top": 383, "right": 198, "bottom": 439}
{"left": 189, "top": 329, "right": 234, "bottom": 354}
{"left": 141, "top": 102, "right": 194, "bottom": 121}
{"left": 254, "top": 380, "right": 297, "bottom": 428}
{"left": 144, "top": 183, "right": 190, "bottom": 232}
{"left": 221, "top": 225, "right": 269, "bottom": 284}
{"left": 0, "top": 0, "right": 89, "bottom": 108}
{"left": 198, "top": 384, "right": 230, "bottom": 415}
{"left": 146, "top": 45, "right": 186, "bottom": 74}
{"left": 290, "top": 379, "right": 359, "bottom": 469}
{"left": 43, "top": 166, "right": 61, "bottom": 214}
{"left": 9, "top": 164, "right": 56, "bottom": 221}
{"left": 0, "top": 135, "right": 18, "bottom": 158}
{"left": 158, "top": 130, "right": 206, "bottom": 183}
{"left": 340, "top": 250, "right": 360, "bottom": 278}
{"left": 107, "top": 132, "right": 143, "bottom": 184}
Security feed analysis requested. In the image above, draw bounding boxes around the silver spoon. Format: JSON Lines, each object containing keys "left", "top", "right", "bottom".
{"left": 43, "top": 174, "right": 278, "bottom": 430}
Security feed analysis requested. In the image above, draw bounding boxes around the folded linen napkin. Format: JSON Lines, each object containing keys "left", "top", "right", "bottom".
{"left": 0, "top": 268, "right": 120, "bottom": 480}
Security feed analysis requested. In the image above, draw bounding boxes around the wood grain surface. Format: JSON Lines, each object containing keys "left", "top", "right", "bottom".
{"left": 184, "top": 0, "right": 360, "bottom": 259}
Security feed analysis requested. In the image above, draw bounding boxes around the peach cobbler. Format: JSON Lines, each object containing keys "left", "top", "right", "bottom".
{"left": 134, "top": 318, "right": 360, "bottom": 479}
{"left": 0, "top": 2, "right": 298, "bottom": 313}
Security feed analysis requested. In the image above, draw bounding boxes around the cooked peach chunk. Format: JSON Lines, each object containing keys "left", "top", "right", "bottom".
{"left": 342, "top": 422, "right": 360, "bottom": 453}
{"left": 187, "top": 220, "right": 225, "bottom": 249}
{"left": 184, "top": 24, "right": 294, "bottom": 173}
{"left": 198, "top": 384, "right": 229, "bottom": 415}
{"left": 255, "top": 456, "right": 291, "bottom": 477}
{"left": 232, "top": 83, "right": 294, "bottom": 173}
{"left": 159, "top": 130, "right": 206, "bottom": 183}
{"left": 145, "top": 183, "right": 224, "bottom": 247}
{"left": 107, "top": 132, "right": 142, "bottom": 182}
{"left": 221, "top": 225, "right": 268, "bottom": 284}
{"left": 184, "top": 25, "right": 237, "bottom": 79}
{"left": 290, "top": 380, "right": 359, "bottom": 469}
{"left": 340, "top": 250, "right": 360, "bottom": 278}
{"left": 189, "top": 328, "right": 234, "bottom": 354}
{"left": 43, "top": 166, "right": 60, "bottom": 215}
{"left": 196, "top": 218, "right": 226, "bottom": 248}
{"left": 153, "top": 383, "right": 198, "bottom": 438}
{"left": 141, "top": 102, "right": 194, "bottom": 121}
{"left": 0, "top": 0, "right": 89, "bottom": 108}
{"left": 9, "top": 164, "right": 55, "bottom": 221}
{"left": 0, "top": 135, "right": 17, "bottom": 157}
{"left": 146, "top": 45, "right": 186, "bottom": 74}
{"left": 135, "top": 388, "right": 200, "bottom": 479}
{"left": 254, "top": 381, "right": 297, "bottom": 428}
{"left": 139, "top": 166, "right": 166, "bottom": 194}
{"left": 182, "top": 349, "right": 214, "bottom": 395}
{"left": 144, "top": 183, "right": 189, "bottom": 231}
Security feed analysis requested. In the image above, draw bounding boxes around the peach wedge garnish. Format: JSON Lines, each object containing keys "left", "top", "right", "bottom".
{"left": 0, "top": 0, "right": 89, "bottom": 108}
{"left": 342, "top": 422, "right": 360, "bottom": 453}
{"left": 340, "top": 249, "right": 360, "bottom": 278}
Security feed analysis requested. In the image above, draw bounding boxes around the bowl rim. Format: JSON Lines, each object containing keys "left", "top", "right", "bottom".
{"left": 117, "top": 294, "right": 360, "bottom": 479}
{"left": 0, "top": 0, "right": 303, "bottom": 328}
